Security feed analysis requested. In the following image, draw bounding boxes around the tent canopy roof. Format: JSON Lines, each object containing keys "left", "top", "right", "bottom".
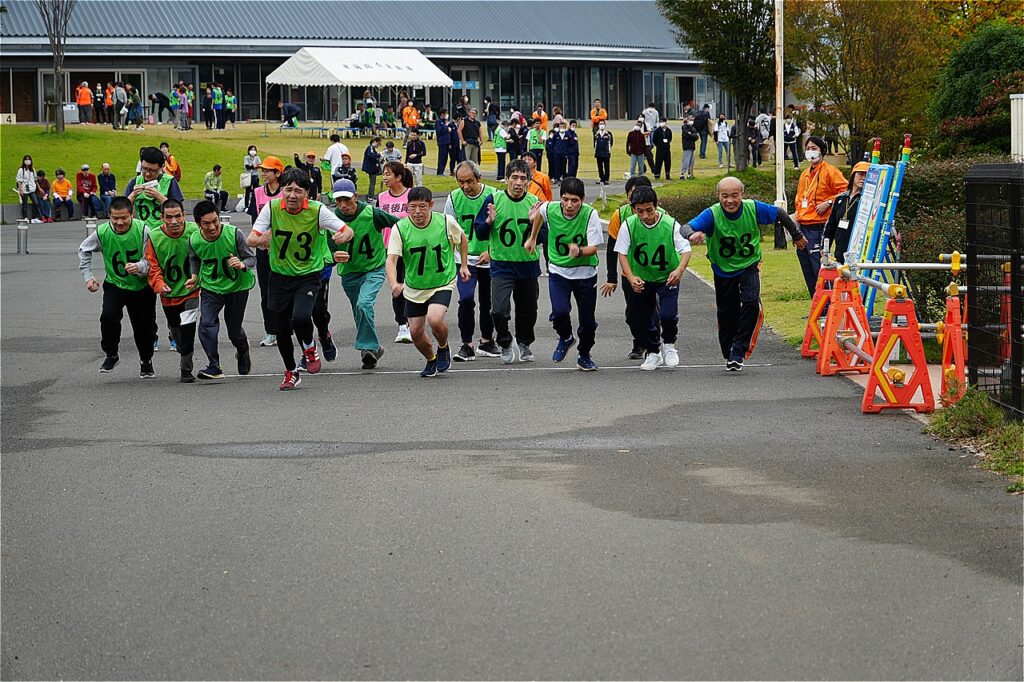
{"left": 265, "top": 47, "right": 454, "bottom": 88}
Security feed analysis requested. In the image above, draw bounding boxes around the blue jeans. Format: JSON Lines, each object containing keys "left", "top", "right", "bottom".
{"left": 548, "top": 272, "right": 598, "bottom": 355}
{"left": 629, "top": 154, "right": 645, "bottom": 176}
{"left": 340, "top": 266, "right": 386, "bottom": 351}
{"left": 456, "top": 263, "right": 494, "bottom": 344}
{"left": 698, "top": 130, "right": 708, "bottom": 158}
{"left": 54, "top": 198, "right": 74, "bottom": 220}
{"left": 102, "top": 194, "right": 114, "bottom": 216}
{"left": 796, "top": 224, "right": 825, "bottom": 297}
{"left": 717, "top": 141, "right": 730, "bottom": 166}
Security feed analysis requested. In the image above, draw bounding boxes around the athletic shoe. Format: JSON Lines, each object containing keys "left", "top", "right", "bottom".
{"left": 627, "top": 348, "right": 644, "bottom": 360}
{"left": 259, "top": 334, "right": 277, "bottom": 347}
{"left": 552, "top": 336, "right": 576, "bottom": 363}
{"left": 302, "top": 344, "right": 322, "bottom": 374}
{"left": 436, "top": 345, "right": 452, "bottom": 373}
{"left": 476, "top": 340, "right": 501, "bottom": 357}
{"left": 180, "top": 370, "right": 195, "bottom": 383}
{"left": 361, "top": 348, "right": 381, "bottom": 370}
{"left": 500, "top": 345, "right": 515, "bottom": 365}
{"left": 321, "top": 333, "right": 337, "bottom": 362}
{"left": 279, "top": 370, "right": 301, "bottom": 390}
{"left": 236, "top": 343, "right": 252, "bottom": 375}
{"left": 395, "top": 325, "right": 413, "bottom": 343}
{"left": 726, "top": 359, "right": 744, "bottom": 372}
{"left": 640, "top": 351, "right": 664, "bottom": 371}
{"left": 296, "top": 355, "right": 307, "bottom": 373}
{"left": 99, "top": 355, "right": 119, "bottom": 372}
{"left": 152, "top": 338, "right": 159, "bottom": 352}
{"left": 454, "top": 343, "right": 476, "bottom": 362}
{"left": 169, "top": 337, "right": 177, "bottom": 352}
{"left": 663, "top": 343, "right": 680, "bottom": 368}
{"left": 420, "top": 358, "right": 438, "bottom": 377}
{"left": 139, "top": 361, "right": 155, "bottom": 378}
{"left": 577, "top": 354, "right": 598, "bottom": 371}
{"left": 518, "top": 343, "right": 535, "bottom": 362}
{"left": 197, "top": 365, "right": 225, "bottom": 380}
{"left": 30, "top": 218, "right": 42, "bottom": 224}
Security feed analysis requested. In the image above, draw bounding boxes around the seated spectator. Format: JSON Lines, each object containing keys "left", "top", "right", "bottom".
{"left": 51, "top": 168, "right": 75, "bottom": 221}
{"left": 76, "top": 163, "right": 102, "bottom": 217}
{"left": 98, "top": 163, "right": 117, "bottom": 216}
{"left": 35, "top": 170, "right": 52, "bottom": 222}
{"left": 203, "top": 164, "right": 229, "bottom": 211}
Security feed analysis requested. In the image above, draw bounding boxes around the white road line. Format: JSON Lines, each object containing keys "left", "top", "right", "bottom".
{"left": 221, "top": 362, "right": 774, "bottom": 379}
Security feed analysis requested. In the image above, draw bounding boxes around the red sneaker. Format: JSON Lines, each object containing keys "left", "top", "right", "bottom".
{"left": 279, "top": 370, "right": 301, "bottom": 390}
{"left": 302, "top": 344, "right": 321, "bottom": 374}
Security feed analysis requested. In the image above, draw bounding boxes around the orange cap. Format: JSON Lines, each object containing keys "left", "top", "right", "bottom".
{"left": 258, "top": 156, "right": 284, "bottom": 172}
{"left": 852, "top": 161, "right": 871, "bottom": 175}
{"left": 305, "top": 150, "right": 316, "bottom": 158}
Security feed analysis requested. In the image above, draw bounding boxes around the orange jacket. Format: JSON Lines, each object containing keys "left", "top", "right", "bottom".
{"left": 104, "top": 87, "right": 114, "bottom": 107}
{"left": 795, "top": 161, "right": 847, "bottom": 224}
{"left": 533, "top": 110, "right": 549, "bottom": 130}
{"left": 145, "top": 239, "right": 200, "bottom": 306}
{"left": 590, "top": 107, "right": 608, "bottom": 127}
{"left": 76, "top": 86, "right": 92, "bottom": 106}
{"left": 528, "top": 171, "right": 553, "bottom": 202}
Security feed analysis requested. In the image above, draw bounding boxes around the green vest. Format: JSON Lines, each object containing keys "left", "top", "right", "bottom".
{"left": 148, "top": 221, "right": 198, "bottom": 298}
{"left": 450, "top": 185, "right": 495, "bottom": 256}
{"left": 96, "top": 219, "right": 147, "bottom": 291}
{"left": 188, "top": 224, "right": 256, "bottom": 294}
{"left": 213, "top": 88, "right": 223, "bottom": 106}
{"left": 336, "top": 204, "right": 385, "bottom": 275}
{"left": 268, "top": 199, "right": 331, "bottom": 276}
{"left": 493, "top": 131, "right": 508, "bottom": 151}
{"left": 546, "top": 202, "right": 598, "bottom": 269}
{"left": 707, "top": 200, "right": 762, "bottom": 273}
{"left": 169, "top": 90, "right": 179, "bottom": 107}
{"left": 395, "top": 213, "right": 456, "bottom": 290}
{"left": 488, "top": 192, "right": 539, "bottom": 263}
{"left": 225, "top": 95, "right": 236, "bottom": 111}
{"left": 624, "top": 213, "right": 681, "bottom": 283}
{"left": 132, "top": 173, "right": 174, "bottom": 229}
{"left": 528, "top": 128, "right": 545, "bottom": 150}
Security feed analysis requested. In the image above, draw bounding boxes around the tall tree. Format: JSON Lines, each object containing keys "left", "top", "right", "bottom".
{"left": 657, "top": 0, "right": 776, "bottom": 171}
{"left": 786, "top": 0, "right": 945, "bottom": 164}
{"left": 34, "top": 0, "right": 78, "bottom": 134}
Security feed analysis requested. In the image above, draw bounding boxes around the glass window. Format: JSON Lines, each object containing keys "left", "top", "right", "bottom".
{"left": 518, "top": 67, "right": 532, "bottom": 113}
{"left": 643, "top": 72, "right": 653, "bottom": 106}
{"left": 500, "top": 65, "right": 514, "bottom": 113}
{"left": 590, "top": 67, "right": 601, "bottom": 107}
{"left": 532, "top": 67, "right": 546, "bottom": 112}
{"left": 665, "top": 76, "right": 677, "bottom": 119}
{"left": 654, "top": 73, "right": 664, "bottom": 114}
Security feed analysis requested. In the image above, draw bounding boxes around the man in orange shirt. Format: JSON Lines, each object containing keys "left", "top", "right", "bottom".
{"left": 104, "top": 82, "right": 114, "bottom": 123}
{"left": 589, "top": 98, "right": 608, "bottom": 132}
{"left": 404, "top": 101, "right": 420, "bottom": 133}
{"left": 75, "top": 81, "right": 93, "bottom": 124}
{"left": 533, "top": 103, "right": 549, "bottom": 130}
{"left": 522, "top": 151, "right": 553, "bottom": 274}
{"left": 794, "top": 135, "right": 847, "bottom": 296}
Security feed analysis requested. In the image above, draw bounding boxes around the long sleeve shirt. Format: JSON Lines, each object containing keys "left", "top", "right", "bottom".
{"left": 99, "top": 173, "right": 117, "bottom": 195}
{"left": 186, "top": 227, "right": 256, "bottom": 281}
{"left": 250, "top": 201, "right": 348, "bottom": 236}
{"left": 405, "top": 139, "right": 427, "bottom": 164}
{"left": 203, "top": 171, "right": 223, "bottom": 194}
{"left": 78, "top": 227, "right": 148, "bottom": 282}
{"left": 795, "top": 161, "right": 848, "bottom": 225}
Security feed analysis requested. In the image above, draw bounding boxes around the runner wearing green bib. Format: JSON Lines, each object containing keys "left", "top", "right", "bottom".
{"left": 126, "top": 146, "right": 183, "bottom": 234}
{"left": 527, "top": 119, "right": 547, "bottom": 166}
{"left": 187, "top": 201, "right": 257, "bottom": 381}
{"left": 614, "top": 186, "right": 692, "bottom": 371}
{"left": 78, "top": 196, "right": 157, "bottom": 376}
{"left": 473, "top": 159, "right": 541, "bottom": 364}
{"left": 528, "top": 177, "right": 604, "bottom": 370}
{"left": 331, "top": 178, "right": 399, "bottom": 368}
{"left": 386, "top": 187, "right": 469, "bottom": 378}
{"left": 142, "top": 200, "right": 201, "bottom": 382}
{"left": 443, "top": 161, "right": 500, "bottom": 362}
{"left": 493, "top": 121, "right": 509, "bottom": 180}
{"left": 682, "top": 176, "right": 806, "bottom": 370}
{"left": 247, "top": 168, "right": 352, "bottom": 390}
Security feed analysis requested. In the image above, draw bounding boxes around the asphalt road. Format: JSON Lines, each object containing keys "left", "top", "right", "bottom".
{"left": 2, "top": 219, "right": 1021, "bottom": 680}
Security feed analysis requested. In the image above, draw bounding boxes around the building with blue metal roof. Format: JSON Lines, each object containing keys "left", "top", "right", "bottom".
{"left": 0, "top": 0, "right": 728, "bottom": 123}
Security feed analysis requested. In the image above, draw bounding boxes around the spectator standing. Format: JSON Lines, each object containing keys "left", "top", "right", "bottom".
{"left": 76, "top": 164, "right": 102, "bottom": 217}
{"left": 564, "top": 120, "right": 580, "bottom": 178}
{"left": 793, "top": 135, "right": 848, "bottom": 295}
{"left": 104, "top": 82, "right": 115, "bottom": 125}
{"left": 113, "top": 81, "right": 127, "bottom": 130}
{"left": 126, "top": 83, "right": 144, "bottom": 130}
{"left": 455, "top": 95, "right": 469, "bottom": 120}
{"left": 99, "top": 163, "right": 117, "bottom": 215}
{"left": 652, "top": 118, "right": 673, "bottom": 179}
{"left": 746, "top": 117, "right": 762, "bottom": 167}
{"left": 593, "top": 121, "right": 613, "bottom": 184}
{"left": 212, "top": 83, "right": 225, "bottom": 129}
{"left": 160, "top": 142, "right": 182, "bottom": 182}
{"left": 169, "top": 88, "right": 180, "bottom": 127}
{"left": 459, "top": 108, "right": 482, "bottom": 164}
{"left": 589, "top": 98, "right": 608, "bottom": 132}
{"left": 149, "top": 92, "right": 171, "bottom": 124}
{"left": 507, "top": 119, "right": 522, "bottom": 160}
{"left": 695, "top": 103, "right": 711, "bottom": 159}
{"left": 494, "top": 120, "right": 510, "bottom": 180}
{"left": 434, "top": 108, "right": 451, "bottom": 175}
{"left": 448, "top": 115, "right": 462, "bottom": 173}
{"left": 76, "top": 81, "right": 93, "bottom": 124}
{"left": 51, "top": 168, "right": 75, "bottom": 221}
{"left": 545, "top": 126, "right": 560, "bottom": 181}
{"left": 626, "top": 121, "right": 648, "bottom": 177}
{"left": 822, "top": 161, "right": 869, "bottom": 263}
{"left": 755, "top": 108, "right": 772, "bottom": 159}
{"left": 714, "top": 114, "right": 731, "bottom": 168}
{"left": 361, "top": 136, "right": 383, "bottom": 201}
{"left": 484, "top": 97, "right": 500, "bottom": 141}
{"left": 35, "top": 170, "right": 52, "bottom": 222}
{"left": 405, "top": 130, "right": 427, "bottom": 187}
{"left": 93, "top": 83, "right": 105, "bottom": 124}
{"left": 783, "top": 114, "right": 801, "bottom": 169}
{"left": 203, "top": 88, "right": 215, "bottom": 129}
{"left": 203, "top": 164, "right": 230, "bottom": 211}
{"left": 243, "top": 146, "right": 261, "bottom": 209}
{"left": 679, "top": 115, "right": 698, "bottom": 179}
{"left": 641, "top": 102, "right": 659, "bottom": 145}
{"left": 550, "top": 106, "right": 565, "bottom": 130}
{"left": 533, "top": 103, "right": 548, "bottom": 130}
{"left": 16, "top": 155, "right": 41, "bottom": 222}
{"left": 225, "top": 89, "right": 237, "bottom": 128}
{"left": 293, "top": 151, "right": 323, "bottom": 200}
{"left": 324, "top": 134, "right": 350, "bottom": 180}
{"left": 176, "top": 86, "right": 192, "bottom": 130}
{"left": 335, "top": 153, "right": 359, "bottom": 191}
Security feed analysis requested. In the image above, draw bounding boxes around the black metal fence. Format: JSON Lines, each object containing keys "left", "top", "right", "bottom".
{"left": 965, "top": 163, "right": 1023, "bottom": 419}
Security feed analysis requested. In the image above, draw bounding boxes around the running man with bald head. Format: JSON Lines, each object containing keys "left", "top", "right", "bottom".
{"left": 683, "top": 176, "right": 807, "bottom": 371}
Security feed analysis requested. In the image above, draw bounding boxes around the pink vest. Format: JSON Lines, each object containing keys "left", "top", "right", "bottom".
{"left": 378, "top": 187, "right": 410, "bottom": 246}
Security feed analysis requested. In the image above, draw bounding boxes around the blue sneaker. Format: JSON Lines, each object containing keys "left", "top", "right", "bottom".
{"left": 321, "top": 333, "right": 337, "bottom": 362}
{"left": 420, "top": 358, "right": 438, "bottom": 378}
{"left": 169, "top": 337, "right": 177, "bottom": 352}
{"left": 436, "top": 345, "right": 452, "bottom": 373}
{"left": 576, "top": 354, "right": 598, "bottom": 371}
{"left": 152, "top": 338, "right": 159, "bottom": 353}
{"left": 552, "top": 336, "right": 576, "bottom": 363}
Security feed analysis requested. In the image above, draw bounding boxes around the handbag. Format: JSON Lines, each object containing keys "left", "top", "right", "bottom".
{"left": 240, "top": 172, "right": 252, "bottom": 189}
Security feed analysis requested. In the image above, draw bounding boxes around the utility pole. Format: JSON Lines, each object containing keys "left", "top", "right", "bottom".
{"left": 773, "top": 0, "right": 788, "bottom": 250}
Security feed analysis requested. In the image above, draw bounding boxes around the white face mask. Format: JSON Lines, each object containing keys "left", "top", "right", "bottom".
{"left": 633, "top": 125, "right": 641, "bottom": 131}
{"left": 805, "top": 150, "right": 821, "bottom": 162}
{"left": 598, "top": 125, "right": 606, "bottom": 131}
{"left": 659, "top": 122, "right": 666, "bottom": 127}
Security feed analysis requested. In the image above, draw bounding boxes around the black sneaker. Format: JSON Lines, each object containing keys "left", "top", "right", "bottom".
{"left": 139, "top": 361, "right": 155, "bottom": 378}
{"left": 99, "top": 355, "right": 119, "bottom": 372}
{"left": 236, "top": 343, "right": 252, "bottom": 376}
{"left": 725, "top": 359, "right": 744, "bottom": 372}
{"left": 361, "top": 349, "right": 378, "bottom": 370}
{"left": 476, "top": 340, "right": 501, "bottom": 357}
{"left": 198, "top": 365, "right": 225, "bottom": 380}
{"left": 321, "top": 333, "right": 337, "bottom": 362}
{"left": 627, "top": 348, "right": 644, "bottom": 360}
{"left": 420, "top": 358, "right": 438, "bottom": 378}
{"left": 180, "top": 370, "right": 195, "bottom": 383}
{"left": 454, "top": 343, "right": 475, "bottom": 362}
{"left": 436, "top": 345, "right": 452, "bottom": 373}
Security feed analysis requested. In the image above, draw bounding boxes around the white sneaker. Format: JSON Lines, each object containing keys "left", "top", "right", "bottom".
{"left": 395, "top": 324, "right": 413, "bottom": 343}
{"left": 640, "top": 350, "right": 664, "bottom": 371}
{"left": 663, "top": 343, "right": 679, "bottom": 368}
{"left": 30, "top": 218, "right": 42, "bottom": 223}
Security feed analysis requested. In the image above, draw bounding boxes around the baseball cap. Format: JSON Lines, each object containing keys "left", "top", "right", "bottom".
{"left": 331, "top": 179, "right": 356, "bottom": 198}
{"left": 852, "top": 161, "right": 871, "bottom": 175}
{"left": 305, "top": 150, "right": 316, "bottom": 158}
{"left": 81, "top": 163, "right": 90, "bottom": 170}
{"left": 258, "top": 156, "right": 284, "bottom": 172}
